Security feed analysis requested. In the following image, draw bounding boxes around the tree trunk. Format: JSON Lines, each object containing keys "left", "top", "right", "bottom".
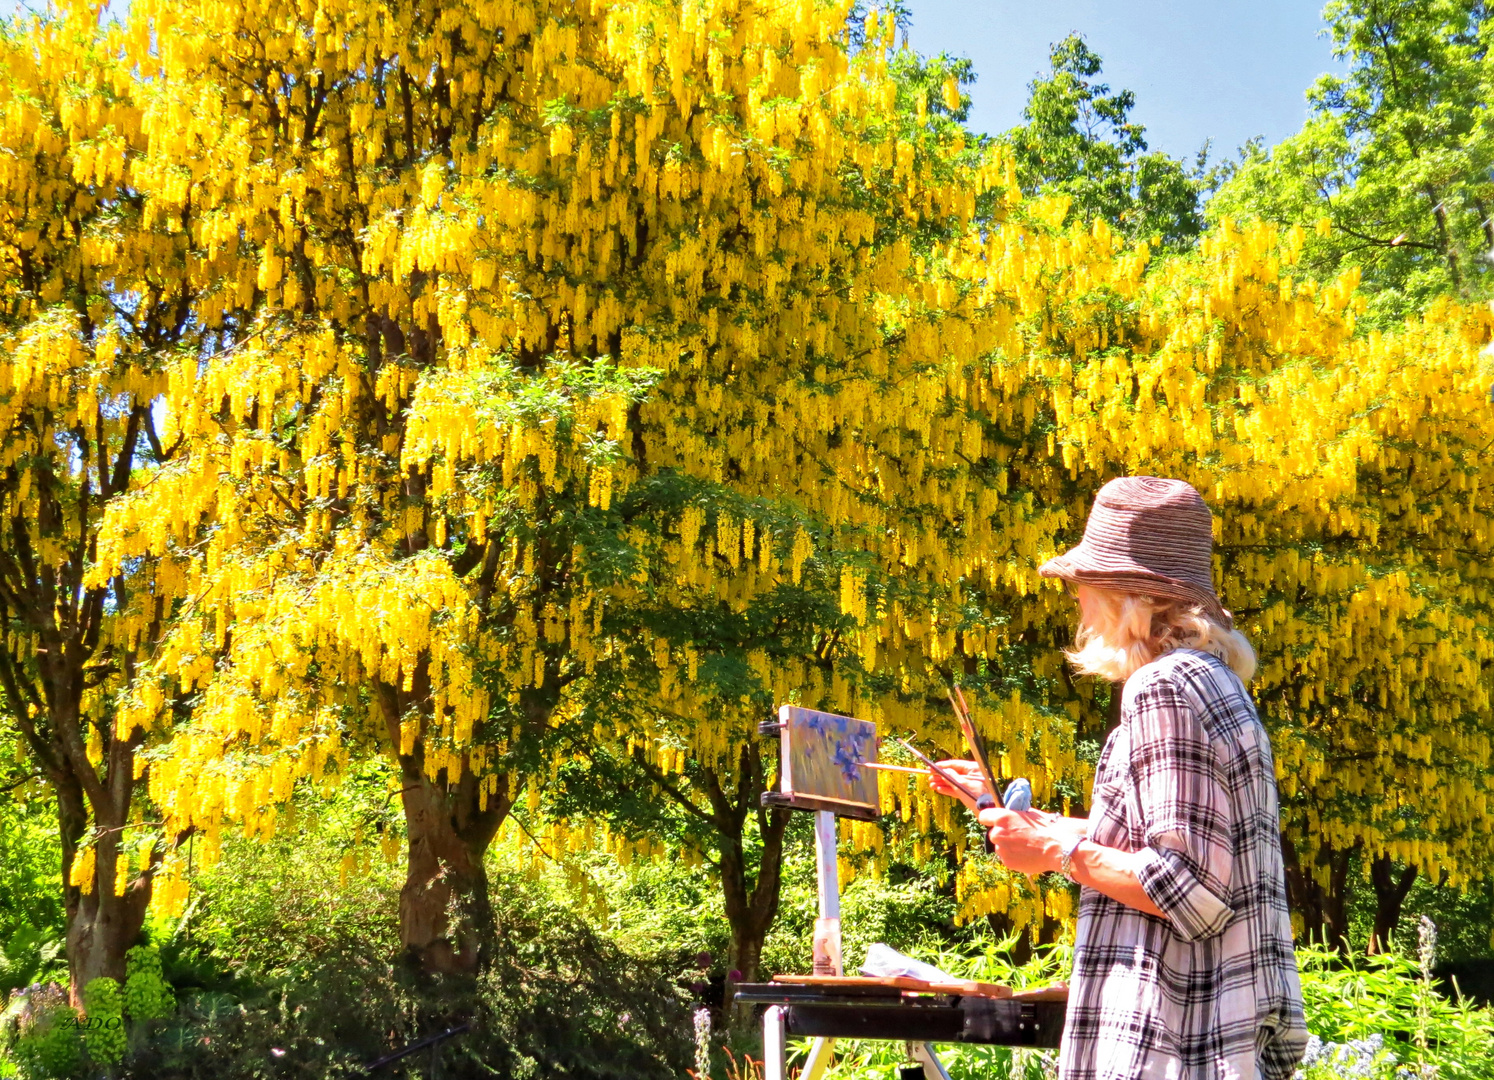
{"left": 57, "top": 765, "right": 153, "bottom": 1001}
{"left": 719, "top": 809, "right": 787, "bottom": 990}
{"left": 703, "top": 745, "right": 788, "bottom": 1026}
{"left": 377, "top": 675, "right": 520, "bottom": 974}
{"left": 1281, "top": 833, "right": 1356, "bottom": 951}
{"left": 397, "top": 764, "right": 512, "bottom": 974}
{"left": 1367, "top": 855, "right": 1418, "bottom": 955}
{"left": 1426, "top": 184, "right": 1462, "bottom": 288}
{"left": 66, "top": 870, "right": 153, "bottom": 995}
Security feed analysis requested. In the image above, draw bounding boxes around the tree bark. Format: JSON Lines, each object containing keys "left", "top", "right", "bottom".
{"left": 1426, "top": 185, "right": 1462, "bottom": 288}
{"left": 46, "top": 713, "right": 155, "bottom": 1000}
{"left": 376, "top": 674, "right": 522, "bottom": 974}
{"left": 65, "top": 861, "right": 154, "bottom": 993}
{"left": 699, "top": 744, "right": 788, "bottom": 1025}
{"left": 1367, "top": 855, "right": 1418, "bottom": 955}
{"left": 719, "top": 805, "right": 788, "bottom": 989}
{"left": 396, "top": 762, "right": 511, "bottom": 974}
{"left": 1281, "top": 833, "right": 1357, "bottom": 951}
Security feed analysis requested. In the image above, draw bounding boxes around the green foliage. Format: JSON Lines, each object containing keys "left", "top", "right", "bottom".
{"left": 1002, "top": 34, "right": 1208, "bottom": 248}
{"left": 112, "top": 809, "right": 691, "bottom": 1079}
{"left": 1209, "top": 0, "right": 1494, "bottom": 325}
{"left": 0, "top": 796, "right": 65, "bottom": 998}
{"left": 0, "top": 927, "right": 62, "bottom": 1002}
{"left": 1293, "top": 943, "right": 1493, "bottom": 1080}
{"left": 80, "top": 978, "right": 124, "bottom": 1066}
{"left": 2, "top": 986, "right": 81, "bottom": 1080}
{"left": 123, "top": 946, "right": 174, "bottom": 1022}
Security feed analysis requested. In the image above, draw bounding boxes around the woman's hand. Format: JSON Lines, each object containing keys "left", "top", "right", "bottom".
{"left": 928, "top": 759, "right": 989, "bottom": 802}
{"left": 978, "top": 807, "right": 1063, "bottom": 876}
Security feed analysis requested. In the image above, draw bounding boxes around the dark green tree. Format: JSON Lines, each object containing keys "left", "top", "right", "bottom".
{"left": 1209, "top": 0, "right": 1494, "bottom": 326}
{"left": 1003, "top": 34, "right": 1207, "bottom": 248}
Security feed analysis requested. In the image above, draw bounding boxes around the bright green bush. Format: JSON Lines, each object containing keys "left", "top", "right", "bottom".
{"left": 1, "top": 985, "right": 82, "bottom": 1080}
{"left": 110, "top": 802, "right": 691, "bottom": 1080}
{"left": 123, "top": 946, "right": 175, "bottom": 1022}
{"left": 1297, "top": 937, "right": 1494, "bottom": 1080}
{"left": 80, "top": 978, "right": 124, "bottom": 1066}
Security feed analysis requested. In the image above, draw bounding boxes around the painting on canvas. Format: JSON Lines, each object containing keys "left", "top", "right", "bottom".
{"left": 779, "top": 706, "right": 878, "bottom": 813}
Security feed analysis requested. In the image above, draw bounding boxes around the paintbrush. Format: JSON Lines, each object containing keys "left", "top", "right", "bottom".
{"left": 862, "top": 761, "right": 929, "bottom": 777}
{"left": 889, "top": 736, "right": 987, "bottom": 810}
{"left": 950, "top": 686, "right": 1002, "bottom": 809}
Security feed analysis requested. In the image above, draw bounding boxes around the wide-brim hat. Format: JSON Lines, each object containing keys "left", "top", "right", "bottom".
{"left": 1039, "top": 476, "right": 1233, "bottom": 630}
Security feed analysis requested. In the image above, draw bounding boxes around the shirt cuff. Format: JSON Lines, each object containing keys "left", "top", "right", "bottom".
{"left": 1135, "top": 845, "right": 1234, "bottom": 940}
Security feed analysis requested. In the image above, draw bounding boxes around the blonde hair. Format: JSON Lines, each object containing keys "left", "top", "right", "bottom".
{"left": 1065, "top": 587, "right": 1256, "bottom": 685}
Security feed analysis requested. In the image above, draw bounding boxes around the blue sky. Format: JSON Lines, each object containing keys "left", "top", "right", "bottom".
{"left": 2, "top": 0, "right": 1341, "bottom": 164}
{"left": 908, "top": 0, "right": 1344, "bottom": 163}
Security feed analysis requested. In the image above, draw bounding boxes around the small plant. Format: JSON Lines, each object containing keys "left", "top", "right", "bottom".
{"left": 3, "top": 984, "right": 82, "bottom": 1080}
{"left": 721, "top": 1048, "right": 764, "bottom": 1080}
{"left": 1295, "top": 1032, "right": 1394, "bottom": 1079}
{"left": 692, "top": 1006, "right": 712, "bottom": 1078}
{"left": 122, "top": 945, "right": 174, "bottom": 1022}
{"left": 79, "top": 978, "right": 125, "bottom": 1066}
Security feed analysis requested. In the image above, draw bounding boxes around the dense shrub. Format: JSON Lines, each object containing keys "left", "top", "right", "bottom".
{"left": 107, "top": 827, "right": 691, "bottom": 1080}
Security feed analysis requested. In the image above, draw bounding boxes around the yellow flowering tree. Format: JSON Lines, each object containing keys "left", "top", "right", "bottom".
{"left": 0, "top": 7, "right": 196, "bottom": 992}
{"left": 69, "top": 0, "right": 1494, "bottom": 987}
{"left": 86, "top": 0, "right": 1111, "bottom": 982}
{"left": 971, "top": 211, "right": 1494, "bottom": 949}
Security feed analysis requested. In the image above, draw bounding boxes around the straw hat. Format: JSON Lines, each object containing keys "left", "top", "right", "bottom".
{"left": 1038, "top": 476, "right": 1233, "bottom": 629}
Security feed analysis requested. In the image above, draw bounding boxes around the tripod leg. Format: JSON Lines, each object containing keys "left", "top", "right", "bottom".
{"left": 762, "top": 1006, "right": 786, "bottom": 1080}
{"left": 910, "top": 1041, "right": 953, "bottom": 1080}
{"left": 800, "top": 1036, "right": 837, "bottom": 1080}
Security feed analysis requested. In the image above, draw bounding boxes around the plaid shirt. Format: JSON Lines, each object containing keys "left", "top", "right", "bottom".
{"left": 1058, "top": 648, "right": 1307, "bottom": 1080}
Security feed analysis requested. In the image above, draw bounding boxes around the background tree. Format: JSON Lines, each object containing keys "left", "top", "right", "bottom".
{"left": 63, "top": 0, "right": 1494, "bottom": 997}
{"left": 1210, "top": 0, "right": 1494, "bottom": 326}
{"left": 1002, "top": 34, "right": 1208, "bottom": 249}
{"left": 0, "top": 6, "right": 193, "bottom": 994}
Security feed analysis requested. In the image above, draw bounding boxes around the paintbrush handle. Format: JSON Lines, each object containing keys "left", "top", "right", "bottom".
{"left": 863, "top": 762, "right": 928, "bottom": 776}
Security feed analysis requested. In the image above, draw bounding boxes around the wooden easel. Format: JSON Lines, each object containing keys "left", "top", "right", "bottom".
{"left": 762, "top": 810, "right": 953, "bottom": 1080}
{"left": 759, "top": 704, "right": 954, "bottom": 1080}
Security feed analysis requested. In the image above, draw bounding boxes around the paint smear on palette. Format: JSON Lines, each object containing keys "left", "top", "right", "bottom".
{"left": 783, "top": 707, "right": 878, "bottom": 809}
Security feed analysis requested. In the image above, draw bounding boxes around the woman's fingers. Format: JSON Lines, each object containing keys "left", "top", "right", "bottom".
{"left": 932, "top": 759, "right": 988, "bottom": 795}
{"left": 978, "top": 807, "right": 1013, "bottom": 831}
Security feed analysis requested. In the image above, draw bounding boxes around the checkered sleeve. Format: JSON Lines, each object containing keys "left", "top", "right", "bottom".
{"left": 1125, "top": 667, "right": 1235, "bottom": 941}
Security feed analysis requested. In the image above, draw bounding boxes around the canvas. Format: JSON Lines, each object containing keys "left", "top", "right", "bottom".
{"left": 777, "top": 705, "right": 878, "bottom": 813}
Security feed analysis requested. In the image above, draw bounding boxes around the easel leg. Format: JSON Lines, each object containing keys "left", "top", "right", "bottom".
{"left": 910, "top": 1042, "right": 953, "bottom": 1080}
{"left": 763, "top": 1006, "right": 786, "bottom": 1080}
{"left": 800, "top": 1036, "right": 837, "bottom": 1080}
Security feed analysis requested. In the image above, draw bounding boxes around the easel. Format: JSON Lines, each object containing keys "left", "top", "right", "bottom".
{"left": 758, "top": 705, "right": 955, "bottom": 1080}
{"left": 761, "top": 810, "right": 953, "bottom": 1080}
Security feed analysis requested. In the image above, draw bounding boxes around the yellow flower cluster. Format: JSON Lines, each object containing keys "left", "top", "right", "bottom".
{"left": 14, "top": 0, "right": 1486, "bottom": 931}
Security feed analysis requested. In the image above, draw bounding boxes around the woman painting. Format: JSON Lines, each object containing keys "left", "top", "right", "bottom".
{"left": 934, "top": 476, "right": 1307, "bottom": 1080}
